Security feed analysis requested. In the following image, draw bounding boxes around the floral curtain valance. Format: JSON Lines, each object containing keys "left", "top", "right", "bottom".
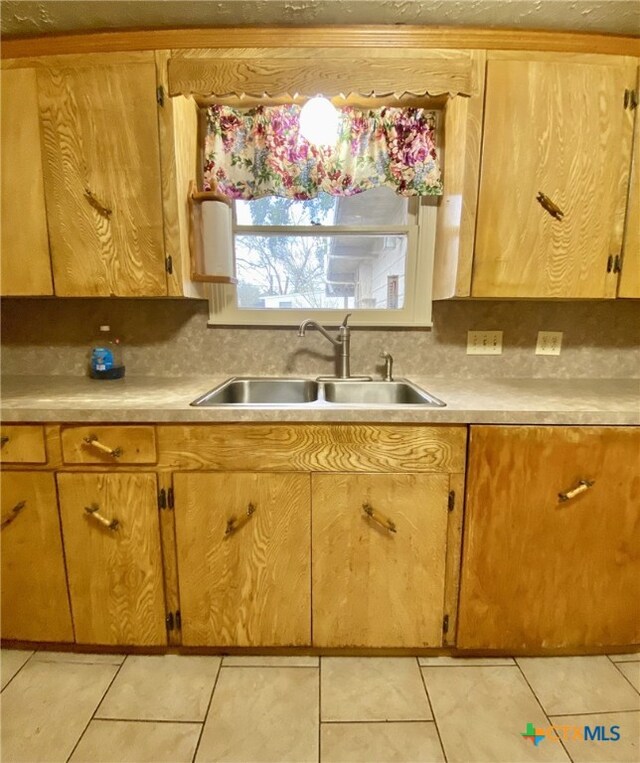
{"left": 203, "top": 104, "right": 443, "bottom": 200}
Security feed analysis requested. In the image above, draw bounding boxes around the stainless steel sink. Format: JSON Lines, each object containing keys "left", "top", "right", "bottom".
{"left": 191, "top": 377, "right": 445, "bottom": 407}
{"left": 323, "top": 380, "right": 445, "bottom": 407}
{"left": 191, "top": 378, "right": 320, "bottom": 406}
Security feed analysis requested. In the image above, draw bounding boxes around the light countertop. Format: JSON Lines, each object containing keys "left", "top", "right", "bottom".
{"left": 1, "top": 375, "right": 638, "bottom": 425}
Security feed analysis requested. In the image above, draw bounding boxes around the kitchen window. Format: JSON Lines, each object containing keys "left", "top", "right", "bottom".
{"left": 204, "top": 103, "right": 441, "bottom": 327}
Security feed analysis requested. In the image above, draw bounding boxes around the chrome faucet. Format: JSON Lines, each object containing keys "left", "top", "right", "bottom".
{"left": 298, "top": 313, "right": 353, "bottom": 379}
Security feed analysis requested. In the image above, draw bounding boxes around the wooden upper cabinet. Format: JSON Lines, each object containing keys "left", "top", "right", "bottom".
{"left": 0, "top": 68, "right": 53, "bottom": 296}
{"left": 619, "top": 66, "right": 640, "bottom": 298}
{"left": 458, "top": 426, "right": 640, "bottom": 651}
{"left": 473, "top": 57, "right": 637, "bottom": 298}
{"left": 57, "top": 472, "right": 166, "bottom": 645}
{"left": 37, "top": 63, "right": 167, "bottom": 296}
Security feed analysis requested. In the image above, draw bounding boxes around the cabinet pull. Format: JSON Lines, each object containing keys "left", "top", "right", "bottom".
{"left": 225, "top": 502, "right": 256, "bottom": 537}
{"left": 536, "top": 192, "right": 565, "bottom": 221}
{"left": 83, "top": 435, "right": 122, "bottom": 459}
{"left": 1, "top": 500, "right": 26, "bottom": 530}
{"left": 558, "top": 479, "right": 595, "bottom": 503}
{"left": 362, "top": 502, "right": 397, "bottom": 533}
{"left": 0, "top": 435, "right": 9, "bottom": 448}
{"left": 85, "top": 503, "right": 120, "bottom": 530}
{"left": 84, "top": 188, "right": 112, "bottom": 219}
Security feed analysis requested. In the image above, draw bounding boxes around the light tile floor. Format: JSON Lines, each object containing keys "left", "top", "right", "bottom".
{"left": 1, "top": 650, "right": 639, "bottom": 763}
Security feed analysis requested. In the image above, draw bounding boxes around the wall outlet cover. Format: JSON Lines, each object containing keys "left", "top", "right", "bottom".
{"left": 467, "top": 330, "right": 503, "bottom": 355}
{"left": 536, "top": 331, "right": 563, "bottom": 355}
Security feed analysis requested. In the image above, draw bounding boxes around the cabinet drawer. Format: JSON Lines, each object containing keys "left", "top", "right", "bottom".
{"left": 61, "top": 425, "right": 157, "bottom": 465}
{"left": 0, "top": 425, "right": 47, "bottom": 464}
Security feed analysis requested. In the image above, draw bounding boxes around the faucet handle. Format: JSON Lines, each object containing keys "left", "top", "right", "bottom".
{"left": 380, "top": 351, "right": 394, "bottom": 382}
{"left": 340, "top": 313, "right": 352, "bottom": 328}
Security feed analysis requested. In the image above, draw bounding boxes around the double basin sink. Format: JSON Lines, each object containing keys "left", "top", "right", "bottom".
{"left": 191, "top": 377, "right": 445, "bottom": 407}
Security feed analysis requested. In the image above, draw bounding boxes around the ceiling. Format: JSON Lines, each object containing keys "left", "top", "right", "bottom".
{"left": 1, "top": 0, "right": 638, "bottom": 38}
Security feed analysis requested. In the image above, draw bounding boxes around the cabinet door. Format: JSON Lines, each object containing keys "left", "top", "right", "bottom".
{"left": 0, "top": 68, "right": 53, "bottom": 295}
{"left": 619, "top": 67, "right": 640, "bottom": 297}
{"left": 1, "top": 472, "right": 73, "bottom": 642}
{"left": 458, "top": 426, "right": 640, "bottom": 651}
{"left": 473, "top": 58, "right": 636, "bottom": 298}
{"left": 57, "top": 472, "right": 166, "bottom": 645}
{"left": 312, "top": 473, "right": 449, "bottom": 648}
{"left": 173, "top": 472, "right": 311, "bottom": 647}
{"left": 37, "top": 63, "right": 167, "bottom": 296}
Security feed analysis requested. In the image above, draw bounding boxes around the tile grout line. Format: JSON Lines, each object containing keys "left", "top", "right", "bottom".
{"left": 550, "top": 708, "right": 640, "bottom": 718}
{"left": 321, "top": 718, "right": 443, "bottom": 725}
{"left": 0, "top": 649, "right": 38, "bottom": 694}
{"left": 84, "top": 716, "right": 205, "bottom": 725}
{"left": 65, "top": 654, "right": 128, "bottom": 763}
{"left": 191, "top": 657, "right": 223, "bottom": 763}
{"left": 607, "top": 656, "right": 640, "bottom": 698}
{"left": 418, "top": 657, "right": 449, "bottom": 763}
{"left": 514, "top": 659, "right": 574, "bottom": 763}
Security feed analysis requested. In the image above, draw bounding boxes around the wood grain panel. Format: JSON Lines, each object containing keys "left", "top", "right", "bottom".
{"left": 157, "top": 424, "right": 466, "bottom": 473}
{"left": 1, "top": 472, "right": 74, "bottom": 642}
{"left": 173, "top": 472, "right": 311, "bottom": 646}
{"left": 57, "top": 472, "right": 166, "bottom": 646}
{"left": 458, "top": 426, "right": 640, "bottom": 651}
{"left": 2, "top": 28, "right": 639, "bottom": 59}
{"left": 0, "top": 68, "right": 53, "bottom": 296}
{"left": 473, "top": 59, "right": 636, "bottom": 298}
{"left": 167, "top": 55, "right": 473, "bottom": 97}
{"left": 61, "top": 425, "right": 157, "bottom": 465}
{"left": 37, "top": 63, "right": 167, "bottom": 296}
{"left": 0, "top": 425, "right": 47, "bottom": 464}
{"left": 619, "top": 67, "right": 640, "bottom": 298}
{"left": 312, "top": 472, "right": 449, "bottom": 647}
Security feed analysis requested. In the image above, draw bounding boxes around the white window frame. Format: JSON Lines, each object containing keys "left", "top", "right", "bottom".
{"left": 207, "top": 197, "right": 437, "bottom": 327}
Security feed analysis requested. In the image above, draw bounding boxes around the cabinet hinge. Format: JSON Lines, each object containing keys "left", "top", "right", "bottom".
{"left": 607, "top": 255, "right": 614, "bottom": 273}
{"left": 175, "top": 610, "right": 182, "bottom": 630}
{"left": 613, "top": 255, "right": 622, "bottom": 274}
{"left": 442, "top": 614, "right": 449, "bottom": 635}
{"left": 165, "top": 255, "right": 173, "bottom": 275}
{"left": 166, "top": 611, "right": 174, "bottom": 631}
{"left": 167, "top": 487, "right": 174, "bottom": 510}
{"left": 158, "top": 488, "right": 167, "bottom": 510}
{"left": 624, "top": 88, "right": 638, "bottom": 110}
{"left": 448, "top": 490, "right": 455, "bottom": 512}
{"left": 156, "top": 85, "right": 165, "bottom": 107}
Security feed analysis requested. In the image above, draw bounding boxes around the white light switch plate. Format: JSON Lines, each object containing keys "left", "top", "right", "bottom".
{"left": 536, "top": 331, "right": 563, "bottom": 355}
{"left": 467, "top": 330, "right": 503, "bottom": 355}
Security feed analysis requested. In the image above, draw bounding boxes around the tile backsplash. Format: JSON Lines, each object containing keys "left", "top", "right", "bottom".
{"left": 1, "top": 298, "right": 638, "bottom": 379}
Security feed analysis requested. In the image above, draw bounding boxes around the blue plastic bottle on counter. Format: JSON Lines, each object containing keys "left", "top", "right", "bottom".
{"left": 89, "top": 325, "right": 125, "bottom": 380}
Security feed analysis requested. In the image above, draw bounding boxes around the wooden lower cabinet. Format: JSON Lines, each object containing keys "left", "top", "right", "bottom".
{"left": 56, "top": 472, "right": 166, "bottom": 646}
{"left": 1, "top": 471, "right": 74, "bottom": 642}
{"left": 312, "top": 473, "right": 450, "bottom": 648}
{"left": 173, "top": 472, "right": 311, "bottom": 647}
{"left": 457, "top": 426, "right": 640, "bottom": 651}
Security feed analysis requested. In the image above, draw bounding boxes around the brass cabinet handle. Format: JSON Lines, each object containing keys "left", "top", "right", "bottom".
{"left": 84, "top": 188, "right": 112, "bottom": 219}
{"left": 362, "top": 502, "right": 397, "bottom": 533}
{"left": 225, "top": 502, "right": 256, "bottom": 537}
{"left": 558, "top": 479, "right": 595, "bottom": 503}
{"left": 83, "top": 435, "right": 122, "bottom": 459}
{"left": 536, "top": 192, "right": 565, "bottom": 221}
{"left": 1, "top": 500, "right": 26, "bottom": 530}
{"left": 85, "top": 503, "right": 119, "bottom": 530}
{"left": 0, "top": 435, "right": 9, "bottom": 448}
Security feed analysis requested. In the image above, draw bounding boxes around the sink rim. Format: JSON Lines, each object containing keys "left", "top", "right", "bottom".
{"left": 190, "top": 376, "right": 446, "bottom": 408}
